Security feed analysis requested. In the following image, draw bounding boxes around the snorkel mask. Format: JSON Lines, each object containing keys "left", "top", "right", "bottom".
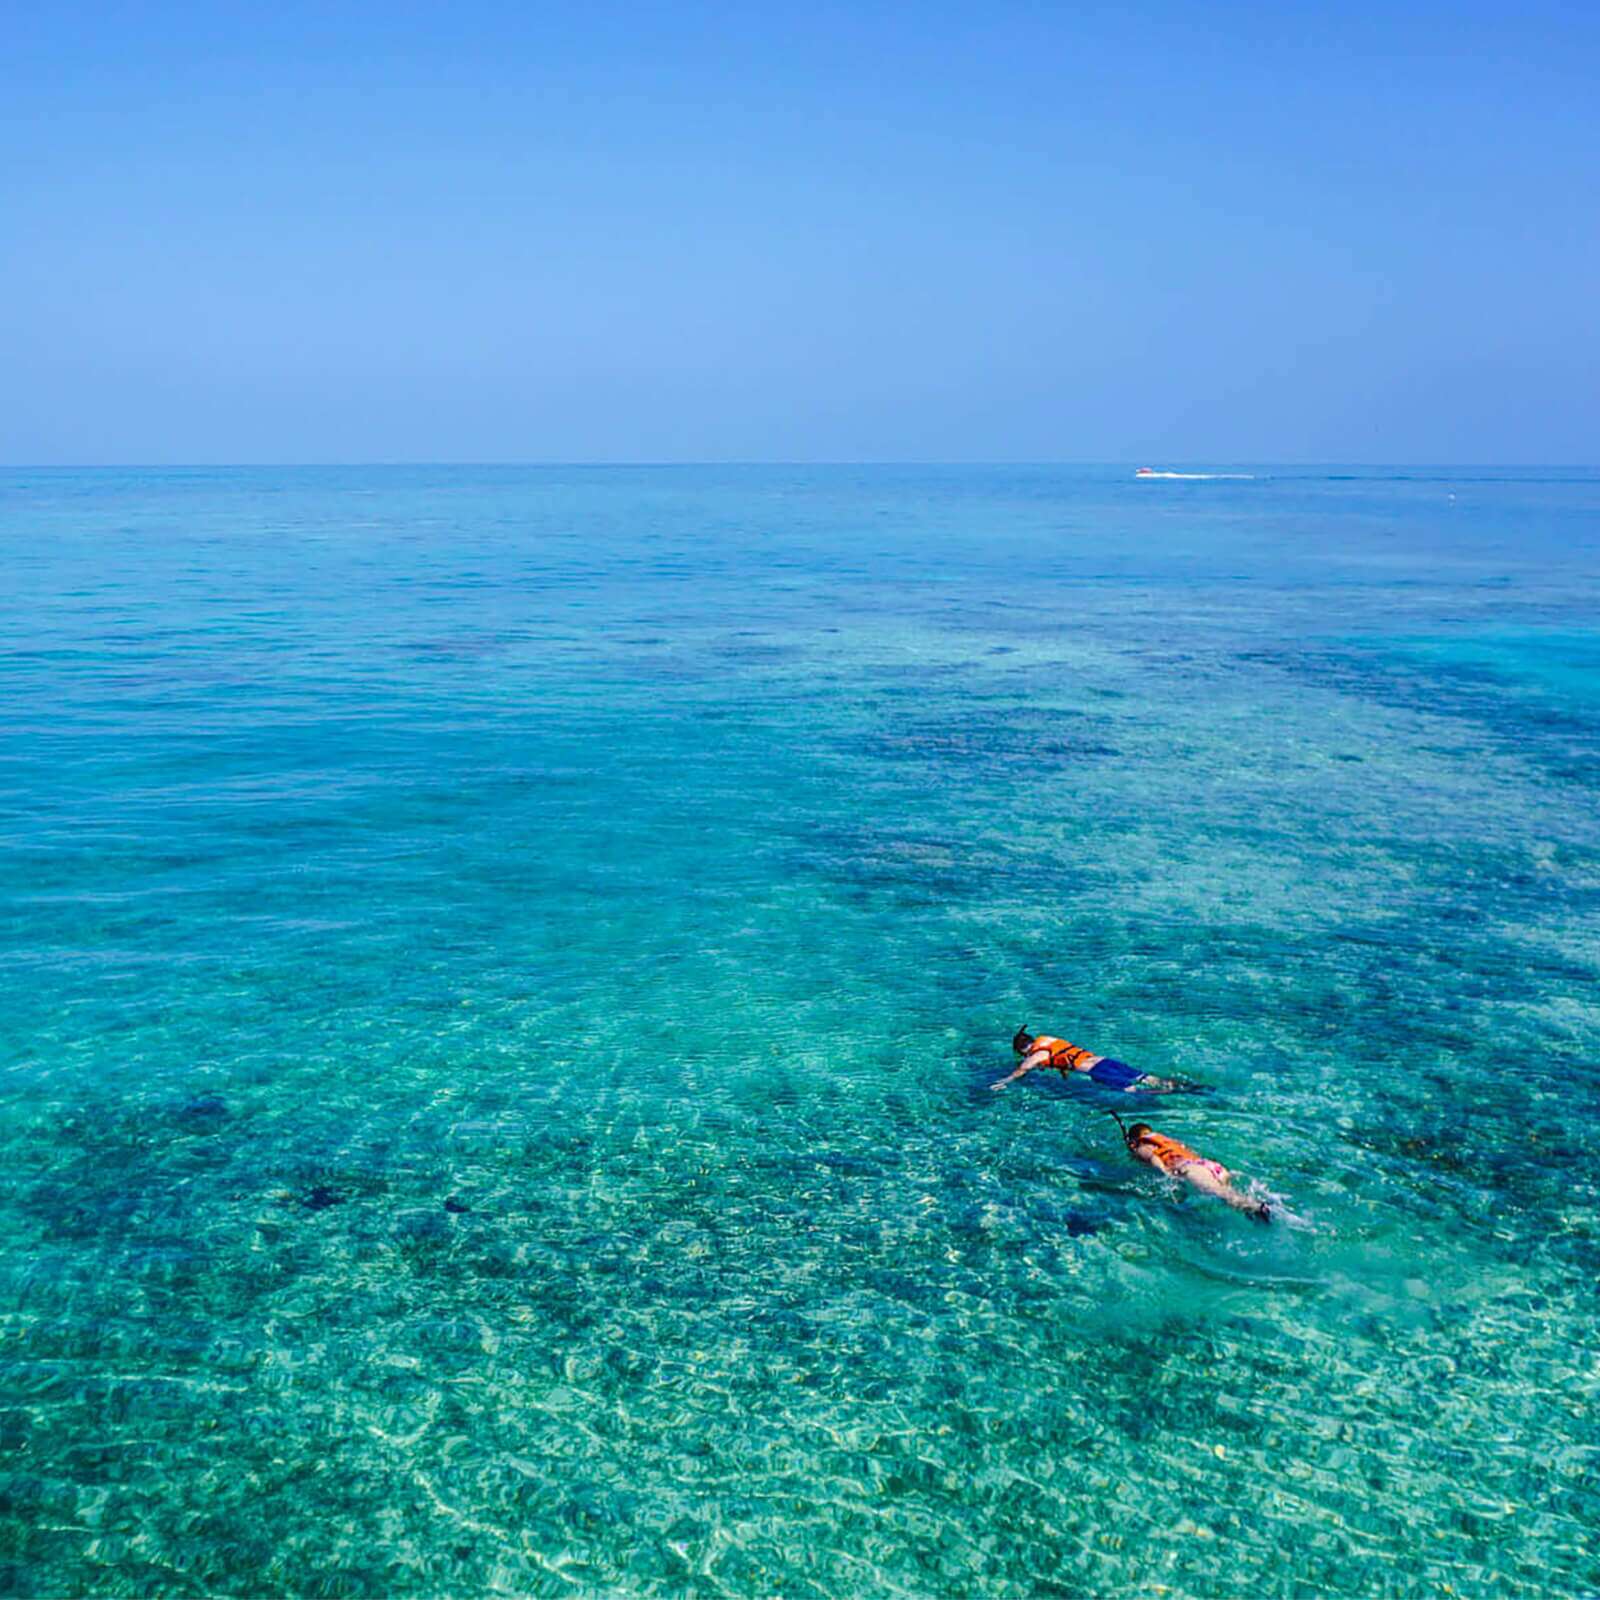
{"left": 1108, "top": 1111, "right": 1146, "bottom": 1150}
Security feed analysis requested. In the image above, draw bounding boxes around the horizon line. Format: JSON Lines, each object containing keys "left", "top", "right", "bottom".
{"left": 5, "top": 460, "right": 1599, "bottom": 472}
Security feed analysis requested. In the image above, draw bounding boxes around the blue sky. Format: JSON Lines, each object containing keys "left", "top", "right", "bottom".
{"left": 5, "top": 0, "right": 1597, "bottom": 463}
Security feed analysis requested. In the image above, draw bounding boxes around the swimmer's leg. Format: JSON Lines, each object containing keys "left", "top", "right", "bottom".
{"left": 1176, "top": 1162, "right": 1231, "bottom": 1203}
{"left": 1179, "top": 1162, "right": 1271, "bottom": 1220}
{"left": 1220, "top": 1183, "right": 1273, "bottom": 1223}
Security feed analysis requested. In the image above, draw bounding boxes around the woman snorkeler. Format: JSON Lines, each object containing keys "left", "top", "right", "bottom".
{"left": 1113, "top": 1112, "right": 1272, "bottom": 1222}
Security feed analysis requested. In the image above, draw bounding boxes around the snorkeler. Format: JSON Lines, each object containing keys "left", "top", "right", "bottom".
{"left": 991, "top": 1027, "right": 1188, "bottom": 1094}
{"left": 1116, "top": 1116, "right": 1271, "bottom": 1222}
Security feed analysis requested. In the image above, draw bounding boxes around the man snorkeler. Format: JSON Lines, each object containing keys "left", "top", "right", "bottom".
{"left": 1116, "top": 1115, "right": 1272, "bottom": 1222}
{"left": 991, "top": 1027, "right": 1191, "bottom": 1094}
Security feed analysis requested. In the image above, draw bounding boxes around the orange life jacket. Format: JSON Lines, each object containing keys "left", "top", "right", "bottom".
{"left": 1134, "top": 1130, "right": 1204, "bottom": 1175}
{"left": 1032, "top": 1036, "right": 1096, "bottom": 1073}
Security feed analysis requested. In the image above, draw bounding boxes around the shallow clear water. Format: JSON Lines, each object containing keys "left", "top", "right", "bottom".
{"left": 2, "top": 465, "right": 1597, "bottom": 1597}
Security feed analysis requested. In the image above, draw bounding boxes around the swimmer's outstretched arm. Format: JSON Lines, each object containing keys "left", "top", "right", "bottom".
{"left": 990, "top": 1048, "right": 1050, "bottom": 1091}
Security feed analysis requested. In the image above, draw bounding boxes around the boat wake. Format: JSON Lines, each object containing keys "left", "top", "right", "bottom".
{"left": 1136, "top": 469, "right": 1256, "bottom": 480}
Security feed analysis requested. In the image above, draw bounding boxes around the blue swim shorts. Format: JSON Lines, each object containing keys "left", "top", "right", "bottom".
{"left": 1087, "top": 1057, "right": 1146, "bottom": 1090}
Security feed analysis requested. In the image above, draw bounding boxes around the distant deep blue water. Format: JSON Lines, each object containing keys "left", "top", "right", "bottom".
{"left": 1, "top": 465, "right": 1597, "bottom": 1597}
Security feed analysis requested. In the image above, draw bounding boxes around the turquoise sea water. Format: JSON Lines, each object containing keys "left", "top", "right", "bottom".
{"left": 2, "top": 466, "right": 1597, "bottom": 1597}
